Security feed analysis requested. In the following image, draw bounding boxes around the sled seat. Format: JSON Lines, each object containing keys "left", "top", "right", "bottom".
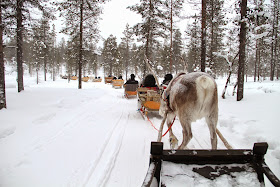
{"left": 93, "top": 78, "right": 102, "bottom": 82}
{"left": 124, "top": 84, "right": 139, "bottom": 98}
{"left": 71, "top": 76, "right": 78, "bottom": 80}
{"left": 105, "top": 77, "right": 114, "bottom": 84}
{"left": 138, "top": 87, "right": 161, "bottom": 112}
{"left": 82, "top": 77, "right": 90, "bottom": 82}
{"left": 112, "top": 79, "right": 124, "bottom": 88}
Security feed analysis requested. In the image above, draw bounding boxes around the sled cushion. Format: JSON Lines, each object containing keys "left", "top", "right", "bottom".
{"left": 126, "top": 91, "right": 137, "bottom": 96}
{"left": 144, "top": 101, "right": 160, "bottom": 110}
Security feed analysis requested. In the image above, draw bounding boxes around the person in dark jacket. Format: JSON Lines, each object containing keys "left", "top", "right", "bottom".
{"left": 141, "top": 74, "right": 157, "bottom": 87}
{"left": 161, "top": 74, "right": 173, "bottom": 86}
{"left": 125, "top": 74, "right": 138, "bottom": 84}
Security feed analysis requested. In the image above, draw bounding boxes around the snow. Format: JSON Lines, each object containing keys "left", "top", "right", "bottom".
{"left": 161, "top": 162, "right": 261, "bottom": 187}
{"left": 0, "top": 69, "right": 280, "bottom": 187}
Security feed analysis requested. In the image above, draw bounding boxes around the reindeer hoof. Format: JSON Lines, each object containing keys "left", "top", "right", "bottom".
{"left": 169, "top": 137, "right": 178, "bottom": 150}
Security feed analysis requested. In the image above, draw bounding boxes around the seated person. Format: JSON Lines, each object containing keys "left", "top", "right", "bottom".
{"left": 161, "top": 74, "right": 173, "bottom": 86}
{"left": 141, "top": 74, "right": 157, "bottom": 88}
{"left": 118, "top": 75, "right": 123, "bottom": 80}
{"left": 125, "top": 74, "right": 138, "bottom": 85}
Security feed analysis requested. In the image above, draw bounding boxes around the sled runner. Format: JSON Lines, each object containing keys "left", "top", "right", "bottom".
{"left": 138, "top": 87, "right": 161, "bottom": 116}
{"left": 124, "top": 84, "right": 139, "bottom": 98}
{"left": 105, "top": 77, "right": 114, "bottom": 84}
{"left": 112, "top": 79, "right": 124, "bottom": 88}
{"left": 142, "top": 142, "right": 280, "bottom": 187}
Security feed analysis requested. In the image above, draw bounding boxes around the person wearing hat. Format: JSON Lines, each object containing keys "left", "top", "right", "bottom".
{"left": 125, "top": 74, "right": 138, "bottom": 84}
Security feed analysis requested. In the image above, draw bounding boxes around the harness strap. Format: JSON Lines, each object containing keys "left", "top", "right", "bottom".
{"left": 162, "top": 72, "right": 186, "bottom": 111}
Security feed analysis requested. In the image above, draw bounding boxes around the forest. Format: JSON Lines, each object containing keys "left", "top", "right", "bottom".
{"left": 0, "top": 0, "right": 279, "bottom": 110}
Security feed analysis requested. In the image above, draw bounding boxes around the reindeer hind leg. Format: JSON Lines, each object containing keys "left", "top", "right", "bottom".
{"left": 167, "top": 113, "right": 178, "bottom": 149}
{"left": 178, "top": 117, "right": 193, "bottom": 150}
{"left": 206, "top": 114, "right": 218, "bottom": 149}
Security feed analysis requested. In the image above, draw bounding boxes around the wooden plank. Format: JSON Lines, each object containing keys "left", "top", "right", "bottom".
{"left": 161, "top": 149, "right": 253, "bottom": 165}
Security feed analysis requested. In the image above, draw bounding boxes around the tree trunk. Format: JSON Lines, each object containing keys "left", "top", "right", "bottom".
{"left": 43, "top": 21, "right": 47, "bottom": 81}
{"left": 254, "top": 39, "right": 258, "bottom": 82}
{"left": 17, "top": 0, "right": 24, "bottom": 92}
{"left": 201, "top": 0, "right": 206, "bottom": 72}
{"left": 275, "top": 0, "right": 279, "bottom": 80}
{"left": 270, "top": 0, "right": 277, "bottom": 81}
{"left": 237, "top": 0, "right": 247, "bottom": 101}
{"left": 78, "top": 0, "right": 83, "bottom": 89}
{"left": 170, "top": 0, "right": 173, "bottom": 73}
{"left": 0, "top": 2, "right": 6, "bottom": 109}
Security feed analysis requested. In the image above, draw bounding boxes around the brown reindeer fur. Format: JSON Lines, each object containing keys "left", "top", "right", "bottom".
{"left": 159, "top": 72, "right": 218, "bottom": 149}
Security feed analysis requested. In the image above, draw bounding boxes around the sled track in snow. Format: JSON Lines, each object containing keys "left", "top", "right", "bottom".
{"left": 19, "top": 93, "right": 110, "bottom": 159}
{"left": 82, "top": 102, "right": 130, "bottom": 187}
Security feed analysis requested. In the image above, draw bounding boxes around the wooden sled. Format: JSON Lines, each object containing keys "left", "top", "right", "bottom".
{"left": 112, "top": 79, "right": 124, "bottom": 88}
{"left": 142, "top": 142, "right": 280, "bottom": 187}
{"left": 124, "top": 84, "right": 139, "bottom": 98}
{"left": 82, "top": 77, "right": 90, "bottom": 82}
{"left": 138, "top": 87, "right": 161, "bottom": 116}
{"left": 105, "top": 77, "right": 114, "bottom": 84}
{"left": 93, "top": 78, "right": 102, "bottom": 82}
{"left": 71, "top": 76, "right": 78, "bottom": 80}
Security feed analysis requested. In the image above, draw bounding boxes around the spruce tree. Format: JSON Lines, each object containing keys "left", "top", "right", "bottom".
{"left": 102, "top": 35, "right": 119, "bottom": 77}
{"left": 128, "top": 0, "right": 167, "bottom": 76}
{"left": 58, "top": 0, "right": 107, "bottom": 89}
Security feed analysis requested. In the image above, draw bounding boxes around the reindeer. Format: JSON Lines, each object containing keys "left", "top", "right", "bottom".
{"left": 159, "top": 72, "right": 219, "bottom": 150}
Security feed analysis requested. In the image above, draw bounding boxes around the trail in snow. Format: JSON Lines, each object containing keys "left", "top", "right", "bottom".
{"left": 82, "top": 101, "right": 128, "bottom": 186}
{"left": 1, "top": 77, "right": 279, "bottom": 187}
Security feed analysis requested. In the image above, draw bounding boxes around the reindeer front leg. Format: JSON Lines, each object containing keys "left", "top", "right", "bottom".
{"left": 167, "top": 112, "right": 178, "bottom": 149}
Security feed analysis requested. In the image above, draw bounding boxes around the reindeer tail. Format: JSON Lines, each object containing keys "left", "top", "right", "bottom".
{"left": 196, "top": 75, "right": 215, "bottom": 90}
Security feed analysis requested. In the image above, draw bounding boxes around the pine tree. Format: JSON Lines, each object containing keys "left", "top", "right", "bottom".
{"left": 207, "top": 0, "right": 226, "bottom": 75}
{"left": 237, "top": 0, "right": 247, "bottom": 101}
{"left": 172, "top": 29, "right": 183, "bottom": 73}
{"left": 120, "top": 24, "right": 134, "bottom": 80}
{"left": 102, "top": 35, "right": 119, "bottom": 76}
{"left": 270, "top": 0, "right": 279, "bottom": 80}
{"left": 201, "top": 0, "right": 206, "bottom": 72}
{"left": 128, "top": 0, "right": 167, "bottom": 76}
{"left": 58, "top": 0, "right": 107, "bottom": 89}
{"left": 0, "top": 0, "right": 6, "bottom": 109}
{"left": 162, "top": 0, "right": 184, "bottom": 73}
{"left": 186, "top": 15, "right": 201, "bottom": 72}
{"left": 13, "top": 0, "right": 53, "bottom": 92}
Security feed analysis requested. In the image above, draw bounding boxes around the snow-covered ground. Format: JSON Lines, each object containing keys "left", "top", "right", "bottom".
{"left": 0, "top": 69, "right": 279, "bottom": 187}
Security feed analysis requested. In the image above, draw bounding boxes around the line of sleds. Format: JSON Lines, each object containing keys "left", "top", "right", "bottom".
{"left": 61, "top": 75, "right": 102, "bottom": 82}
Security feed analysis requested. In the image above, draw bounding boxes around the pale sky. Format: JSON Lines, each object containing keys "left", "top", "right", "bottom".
{"left": 55, "top": 0, "right": 198, "bottom": 47}
{"left": 98, "top": 0, "right": 141, "bottom": 46}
